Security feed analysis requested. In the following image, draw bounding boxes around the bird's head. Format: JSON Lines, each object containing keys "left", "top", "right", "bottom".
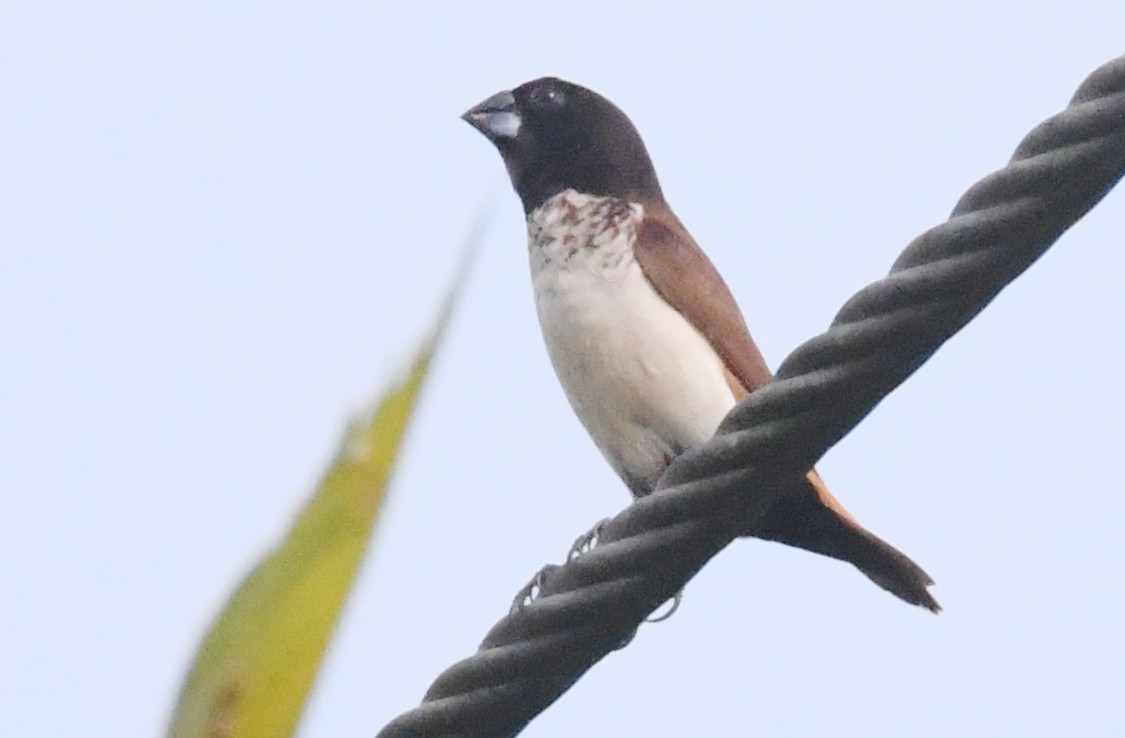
{"left": 462, "top": 77, "right": 663, "bottom": 214}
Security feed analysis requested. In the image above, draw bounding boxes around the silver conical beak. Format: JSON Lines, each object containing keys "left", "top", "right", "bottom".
{"left": 461, "top": 90, "right": 521, "bottom": 141}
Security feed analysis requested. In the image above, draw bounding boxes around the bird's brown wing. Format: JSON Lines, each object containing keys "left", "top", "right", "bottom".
{"left": 633, "top": 204, "right": 863, "bottom": 526}
{"left": 634, "top": 204, "right": 938, "bottom": 611}
{"left": 634, "top": 206, "right": 773, "bottom": 397}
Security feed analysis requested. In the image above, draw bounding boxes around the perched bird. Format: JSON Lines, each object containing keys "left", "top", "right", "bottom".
{"left": 462, "top": 77, "right": 939, "bottom": 612}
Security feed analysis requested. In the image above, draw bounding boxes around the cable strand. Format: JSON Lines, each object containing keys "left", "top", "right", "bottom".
{"left": 376, "top": 54, "right": 1125, "bottom": 738}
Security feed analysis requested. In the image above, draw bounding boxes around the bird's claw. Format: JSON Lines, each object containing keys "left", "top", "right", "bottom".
{"left": 510, "top": 564, "right": 559, "bottom": 616}
{"left": 512, "top": 519, "right": 683, "bottom": 630}
{"left": 568, "top": 518, "right": 610, "bottom": 561}
{"left": 609, "top": 592, "right": 681, "bottom": 651}
{"left": 644, "top": 590, "right": 683, "bottom": 623}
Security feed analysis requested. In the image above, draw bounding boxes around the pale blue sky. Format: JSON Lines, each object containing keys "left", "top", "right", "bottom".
{"left": 2, "top": 3, "right": 1124, "bottom": 737}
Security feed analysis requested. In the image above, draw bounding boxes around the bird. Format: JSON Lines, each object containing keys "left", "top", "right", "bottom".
{"left": 462, "top": 77, "right": 939, "bottom": 612}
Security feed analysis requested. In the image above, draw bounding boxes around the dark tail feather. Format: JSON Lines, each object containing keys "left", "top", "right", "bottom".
{"left": 840, "top": 527, "right": 940, "bottom": 613}
{"left": 744, "top": 476, "right": 940, "bottom": 613}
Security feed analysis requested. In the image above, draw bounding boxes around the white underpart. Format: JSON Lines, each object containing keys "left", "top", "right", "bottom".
{"left": 528, "top": 189, "right": 738, "bottom": 496}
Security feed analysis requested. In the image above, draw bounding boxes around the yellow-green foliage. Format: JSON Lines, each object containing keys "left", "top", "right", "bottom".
{"left": 167, "top": 295, "right": 457, "bottom": 738}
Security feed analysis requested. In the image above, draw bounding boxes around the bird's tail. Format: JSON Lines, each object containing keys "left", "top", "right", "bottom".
{"left": 745, "top": 471, "right": 940, "bottom": 612}
{"left": 832, "top": 525, "right": 940, "bottom": 612}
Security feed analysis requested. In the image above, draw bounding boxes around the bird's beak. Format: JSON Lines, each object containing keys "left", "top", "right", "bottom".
{"left": 461, "top": 90, "right": 520, "bottom": 141}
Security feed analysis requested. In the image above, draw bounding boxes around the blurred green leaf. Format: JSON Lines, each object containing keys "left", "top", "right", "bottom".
{"left": 167, "top": 272, "right": 464, "bottom": 738}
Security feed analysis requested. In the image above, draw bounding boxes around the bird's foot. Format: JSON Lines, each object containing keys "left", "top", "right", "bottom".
{"left": 566, "top": 516, "right": 683, "bottom": 624}
{"left": 567, "top": 518, "right": 610, "bottom": 561}
{"left": 509, "top": 564, "right": 560, "bottom": 616}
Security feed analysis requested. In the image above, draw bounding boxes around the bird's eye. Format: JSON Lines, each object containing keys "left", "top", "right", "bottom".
{"left": 530, "top": 85, "right": 565, "bottom": 110}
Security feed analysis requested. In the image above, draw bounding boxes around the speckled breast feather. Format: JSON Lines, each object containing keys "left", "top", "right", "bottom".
{"left": 525, "top": 189, "right": 738, "bottom": 496}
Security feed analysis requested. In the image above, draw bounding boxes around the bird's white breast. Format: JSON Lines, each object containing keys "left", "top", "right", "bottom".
{"left": 527, "top": 190, "right": 738, "bottom": 496}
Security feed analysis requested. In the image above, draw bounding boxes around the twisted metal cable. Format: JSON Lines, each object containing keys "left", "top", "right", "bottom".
{"left": 378, "top": 55, "right": 1125, "bottom": 738}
